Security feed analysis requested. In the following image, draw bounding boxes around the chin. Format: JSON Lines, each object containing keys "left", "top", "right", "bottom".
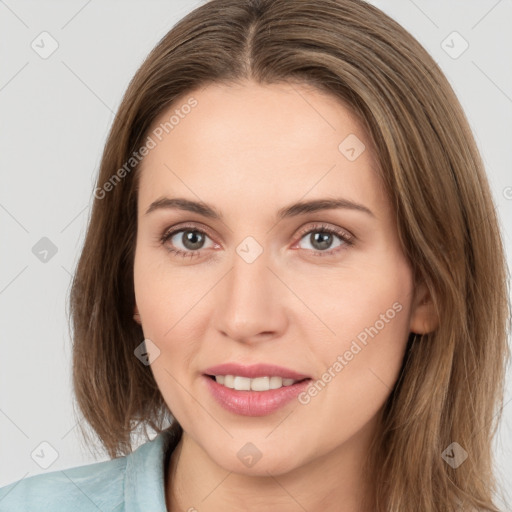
{"left": 209, "top": 443, "right": 304, "bottom": 477}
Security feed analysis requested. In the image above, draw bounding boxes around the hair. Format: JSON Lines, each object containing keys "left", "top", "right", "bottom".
{"left": 69, "top": 0, "right": 511, "bottom": 510}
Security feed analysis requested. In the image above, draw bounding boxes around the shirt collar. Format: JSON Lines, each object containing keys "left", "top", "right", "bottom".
{"left": 124, "top": 426, "right": 181, "bottom": 512}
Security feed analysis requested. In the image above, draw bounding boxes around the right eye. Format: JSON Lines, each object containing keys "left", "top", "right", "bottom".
{"left": 160, "top": 225, "right": 217, "bottom": 259}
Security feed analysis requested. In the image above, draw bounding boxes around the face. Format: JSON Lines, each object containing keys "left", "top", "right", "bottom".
{"left": 133, "top": 80, "right": 431, "bottom": 477}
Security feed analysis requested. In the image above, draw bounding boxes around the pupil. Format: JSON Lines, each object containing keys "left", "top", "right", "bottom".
{"left": 312, "top": 232, "right": 332, "bottom": 250}
{"left": 184, "top": 231, "right": 204, "bottom": 250}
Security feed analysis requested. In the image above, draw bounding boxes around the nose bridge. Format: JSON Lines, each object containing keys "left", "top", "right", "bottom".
{"left": 214, "top": 239, "right": 284, "bottom": 341}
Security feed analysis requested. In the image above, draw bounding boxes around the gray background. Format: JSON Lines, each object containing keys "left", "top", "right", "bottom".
{"left": 1, "top": 0, "right": 511, "bottom": 505}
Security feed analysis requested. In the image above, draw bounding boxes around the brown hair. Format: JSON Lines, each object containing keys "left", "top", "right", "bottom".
{"left": 69, "top": 0, "right": 510, "bottom": 510}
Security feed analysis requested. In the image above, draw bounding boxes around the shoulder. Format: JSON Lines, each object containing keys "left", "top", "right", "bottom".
{"left": 0, "top": 455, "right": 127, "bottom": 511}
{"left": 0, "top": 427, "right": 180, "bottom": 512}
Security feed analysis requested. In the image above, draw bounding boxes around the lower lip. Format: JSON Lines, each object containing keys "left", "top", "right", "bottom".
{"left": 202, "top": 375, "right": 312, "bottom": 416}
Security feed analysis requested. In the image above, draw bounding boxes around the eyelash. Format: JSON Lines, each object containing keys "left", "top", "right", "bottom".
{"left": 159, "top": 222, "right": 354, "bottom": 259}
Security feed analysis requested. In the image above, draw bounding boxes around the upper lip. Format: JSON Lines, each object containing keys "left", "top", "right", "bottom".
{"left": 203, "top": 363, "right": 311, "bottom": 380}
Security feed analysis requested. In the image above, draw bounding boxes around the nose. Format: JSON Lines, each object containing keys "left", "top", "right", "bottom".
{"left": 212, "top": 249, "right": 288, "bottom": 344}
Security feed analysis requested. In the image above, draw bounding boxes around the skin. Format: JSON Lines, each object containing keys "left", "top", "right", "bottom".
{"left": 133, "top": 80, "right": 438, "bottom": 512}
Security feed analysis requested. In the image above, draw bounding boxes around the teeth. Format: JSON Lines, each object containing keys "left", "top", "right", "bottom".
{"left": 213, "top": 375, "right": 299, "bottom": 391}
{"left": 234, "top": 376, "right": 251, "bottom": 390}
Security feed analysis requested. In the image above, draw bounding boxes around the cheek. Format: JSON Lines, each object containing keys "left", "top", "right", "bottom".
{"left": 300, "top": 255, "right": 413, "bottom": 432}
{"left": 133, "top": 252, "right": 206, "bottom": 417}
{"left": 133, "top": 246, "right": 211, "bottom": 381}
{"left": 287, "top": 249, "right": 412, "bottom": 348}
{"left": 294, "top": 247, "right": 412, "bottom": 368}
{"left": 323, "top": 270, "right": 411, "bottom": 353}
{"left": 134, "top": 241, "right": 204, "bottom": 334}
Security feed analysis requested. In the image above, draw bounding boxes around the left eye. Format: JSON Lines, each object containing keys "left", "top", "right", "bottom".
{"left": 295, "top": 227, "right": 351, "bottom": 254}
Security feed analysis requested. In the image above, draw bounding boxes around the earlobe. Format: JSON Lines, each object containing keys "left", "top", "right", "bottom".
{"left": 133, "top": 304, "right": 142, "bottom": 325}
{"left": 409, "top": 282, "right": 439, "bottom": 334}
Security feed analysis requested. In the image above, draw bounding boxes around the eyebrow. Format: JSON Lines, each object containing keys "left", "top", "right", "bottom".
{"left": 145, "top": 197, "right": 374, "bottom": 220}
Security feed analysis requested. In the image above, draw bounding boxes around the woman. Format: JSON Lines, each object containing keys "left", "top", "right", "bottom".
{"left": 1, "top": 0, "right": 509, "bottom": 510}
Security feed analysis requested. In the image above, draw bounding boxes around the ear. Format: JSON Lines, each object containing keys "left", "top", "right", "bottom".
{"left": 133, "top": 304, "right": 142, "bottom": 325}
{"left": 409, "top": 281, "right": 439, "bottom": 334}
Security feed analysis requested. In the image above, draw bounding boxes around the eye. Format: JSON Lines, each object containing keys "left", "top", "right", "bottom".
{"left": 294, "top": 223, "right": 354, "bottom": 257}
{"left": 159, "top": 222, "right": 354, "bottom": 259}
{"left": 160, "top": 224, "right": 217, "bottom": 259}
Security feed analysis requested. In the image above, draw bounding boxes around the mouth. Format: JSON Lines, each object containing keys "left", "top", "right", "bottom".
{"left": 204, "top": 374, "right": 311, "bottom": 391}
{"left": 201, "top": 362, "right": 313, "bottom": 415}
{"left": 202, "top": 373, "right": 313, "bottom": 416}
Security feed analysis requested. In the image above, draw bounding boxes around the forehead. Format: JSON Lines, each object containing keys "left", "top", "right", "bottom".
{"left": 137, "top": 81, "right": 385, "bottom": 217}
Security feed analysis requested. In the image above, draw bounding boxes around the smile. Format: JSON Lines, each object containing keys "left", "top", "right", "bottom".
{"left": 203, "top": 375, "right": 312, "bottom": 416}
{"left": 208, "top": 374, "right": 305, "bottom": 391}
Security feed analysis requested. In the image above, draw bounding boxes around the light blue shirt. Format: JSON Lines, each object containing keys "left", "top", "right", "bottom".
{"left": 0, "top": 427, "right": 179, "bottom": 511}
